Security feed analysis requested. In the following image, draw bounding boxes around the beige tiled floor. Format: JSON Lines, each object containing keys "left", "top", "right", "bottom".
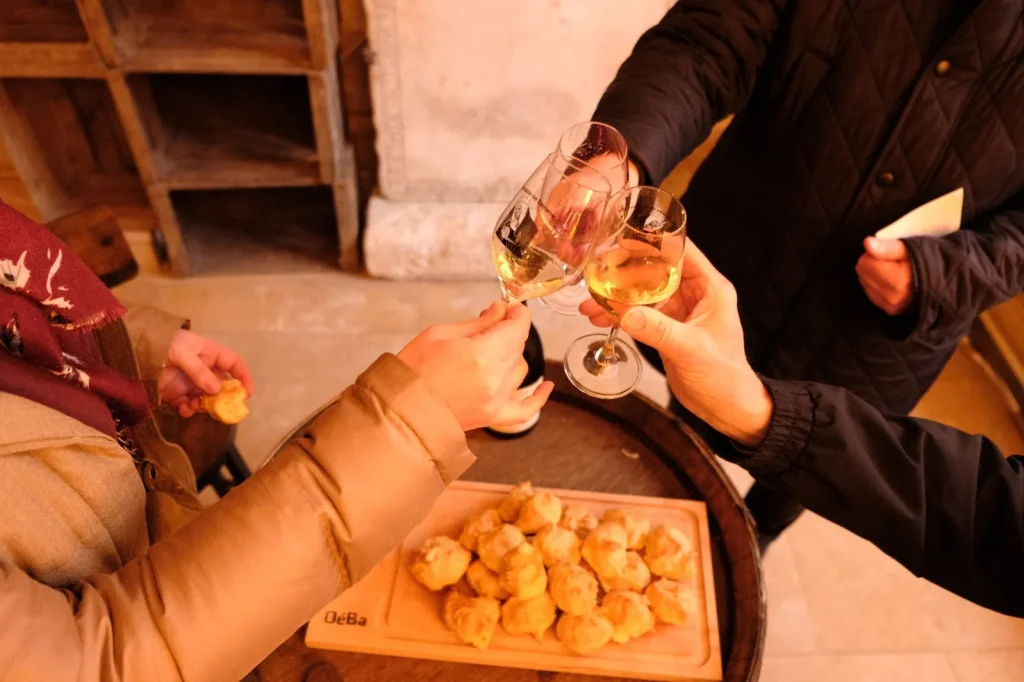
{"left": 116, "top": 271, "right": 1024, "bottom": 680}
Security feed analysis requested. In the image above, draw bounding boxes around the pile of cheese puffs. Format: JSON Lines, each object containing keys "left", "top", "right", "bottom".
{"left": 408, "top": 482, "right": 700, "bottom": 654}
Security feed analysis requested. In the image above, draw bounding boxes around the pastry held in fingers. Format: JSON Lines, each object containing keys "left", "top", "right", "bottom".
{"left": 201, "top": 377, "right": 249, "bottom": 424}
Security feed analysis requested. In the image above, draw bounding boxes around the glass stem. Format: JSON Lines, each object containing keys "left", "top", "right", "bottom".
{"left": 596, "top": 324, "right": 621, "bottom": 366}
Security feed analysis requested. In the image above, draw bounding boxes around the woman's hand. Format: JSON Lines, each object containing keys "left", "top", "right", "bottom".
{"left": 398, "top": 301, "right": 554, "bottom": 431}
{"left": 158, "top": 329, "right": 254, "bottom": 417}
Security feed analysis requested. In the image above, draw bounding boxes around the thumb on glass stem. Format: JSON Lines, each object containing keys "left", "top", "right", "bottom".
{"left": 621, "top": 307, "right": 679, "bottom": 353}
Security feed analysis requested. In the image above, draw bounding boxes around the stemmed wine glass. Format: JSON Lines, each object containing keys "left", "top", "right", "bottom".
{"left": 492, "top": 153, "right": 612, "bottom": 304}
{"left": 539, "top": 122, "right": 631, "bottom": 315}
{"left": 564, "top": 186, "right": 687, "bottom": 399}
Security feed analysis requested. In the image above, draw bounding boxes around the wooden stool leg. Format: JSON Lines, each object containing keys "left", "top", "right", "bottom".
{"left": 224, "top": 445, "right": 251, "bottom": 484}
{"left": 196, "top": 445, "right": 251, "bottom": 497}
{"left": 211, "top": 471, "right": 234, "bottom": 498}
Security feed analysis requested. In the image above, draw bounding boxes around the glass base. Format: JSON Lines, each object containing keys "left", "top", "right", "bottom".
{"left": 563, "top": 333, "right": 642, "bottom": 399}
{"left": 539, "top": 278, "right": 589, "bottom": 315}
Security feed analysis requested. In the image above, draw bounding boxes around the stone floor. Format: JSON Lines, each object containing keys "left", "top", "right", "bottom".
{"left": 116, "top": 271, "right": 1024, "bottom": 682}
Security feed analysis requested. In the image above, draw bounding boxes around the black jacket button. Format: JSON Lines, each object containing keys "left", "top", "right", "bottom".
{"left": 935, "top": 60, "right": 951, "bottom": 75}
{"left": 877, "top": 172, "right": 895, "bottom": 188}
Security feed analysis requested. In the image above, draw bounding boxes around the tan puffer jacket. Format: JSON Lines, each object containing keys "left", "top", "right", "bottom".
{"left": 0, "top": 306, "right": 474, "bottom": 682}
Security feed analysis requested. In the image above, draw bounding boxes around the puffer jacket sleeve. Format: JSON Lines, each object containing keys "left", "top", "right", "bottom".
{"left": 0, "top": 353, "right": 475, "bottom": 682}
{"left": 905, "top": 190, "right": 1024, "bottom": 338}
{"left": 592, "top": 0, "right": 786, "bottom": 185}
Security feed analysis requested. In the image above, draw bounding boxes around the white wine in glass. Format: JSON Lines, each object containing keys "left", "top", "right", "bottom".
{"left": 492, "top": 235, "right": 571, "bottom": 302}
{"left": 565, "top": 186, "right": 687, "bottom": 399}
{"left": 586, "top": 240, "right": 682, "bottom": 317}
{"left": 491, "top": 154, "right": 611, "bottom": 303}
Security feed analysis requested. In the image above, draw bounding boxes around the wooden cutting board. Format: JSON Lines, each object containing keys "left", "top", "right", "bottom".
{"left": 305, "top": 481, "right": 722, "bottom": 681}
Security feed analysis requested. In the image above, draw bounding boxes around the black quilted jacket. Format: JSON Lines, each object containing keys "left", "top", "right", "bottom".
{"left": 594, "top": 0, "right": 1024, "bottom": 412}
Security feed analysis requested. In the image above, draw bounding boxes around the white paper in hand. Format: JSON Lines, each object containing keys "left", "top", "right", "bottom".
{"left": 875, "top": 187, "right": 964, "bottom": 240}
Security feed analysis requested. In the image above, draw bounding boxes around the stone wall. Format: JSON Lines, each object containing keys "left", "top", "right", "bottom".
{"left": 362, "top": 0, "right": 673, "bottom": 279}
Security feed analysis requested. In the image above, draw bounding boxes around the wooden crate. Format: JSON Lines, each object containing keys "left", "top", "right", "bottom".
{"left": 0, "top": 0, "right": 360, "bottom": 275}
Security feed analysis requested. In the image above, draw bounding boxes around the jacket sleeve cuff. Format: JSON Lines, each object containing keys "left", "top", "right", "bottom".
{"left": 880, "top": 250, "right": 922, "bottom": 340}
{"left": 591, "top": 103, "right": 672, "bottom": 186}
{"left": 357, "top": 354, "right": 474, "bottom": 483}
{"left": 902, "top": 236, "right": 956, "bottom": 337}
{"left": 722, "top": 377, "right": 815, "bottom": 476}
{"left": 120, "top": 304, "right": 190, "bottom": 403}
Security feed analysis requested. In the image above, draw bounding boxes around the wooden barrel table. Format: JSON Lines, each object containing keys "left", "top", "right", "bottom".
{"left": 255, "top": 362, "right": 767, "bottom": 682}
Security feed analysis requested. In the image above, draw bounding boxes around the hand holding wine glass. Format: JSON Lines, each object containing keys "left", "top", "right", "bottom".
{"left": 579, "top": 241, "right": 772, "bottom": 445}
{"left": 564, "top": 186, "right": 687, "bottom": 399}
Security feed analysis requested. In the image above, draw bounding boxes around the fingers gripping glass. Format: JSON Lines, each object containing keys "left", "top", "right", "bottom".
{"left": 564, "top": 186, "right": 687, "bottom": 399}
{"left": 540, "top": 122, "right": 631, "bottom": 315}
{"left": 491, "top": 153, "right": 611, "bottom": 304}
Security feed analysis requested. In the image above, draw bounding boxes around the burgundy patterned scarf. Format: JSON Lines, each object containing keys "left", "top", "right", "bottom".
{"left": 0, "top": 201, "right": 150, "bottom": 436}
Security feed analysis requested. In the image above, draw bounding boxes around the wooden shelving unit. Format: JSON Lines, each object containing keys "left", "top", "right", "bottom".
{"left": 173, "top": 186, "right": 340, "bottom": 275}
{"left": 129, "top": 74, "right": 320, "bottom": 189}
{"left": 98, "top": 0, "right": 313, "bottom": 74}
{"left": 0, "top": 78, "right": 149, "bottom": 220}
{"left": 0, "top": 0, "right": 359, "bottom": 275}
{"left": 1, "top": 0, "right": 88, "bottom": 42}
{"left": 0, "top": 0, "right": 105, "bottom": 77}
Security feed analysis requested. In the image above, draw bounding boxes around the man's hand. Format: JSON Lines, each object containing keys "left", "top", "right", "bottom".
{"left": 856, "top": 237, "right": 915, "bottom": 315}
{"left": 158, "top": 330, "right": 254, "bottom": 417}
{"left": 579, "top": 242, "right": 773, "bottom": 446}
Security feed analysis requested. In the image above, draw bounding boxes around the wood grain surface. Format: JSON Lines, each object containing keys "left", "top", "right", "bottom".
{"left": 253, "top": 363, "right": 766, "bottom": 682}
{"left": 305, "top": 482, "right": 721, "bottom": 681}
{"left": 0, "top": 0, "right": 362, "bottom": 273}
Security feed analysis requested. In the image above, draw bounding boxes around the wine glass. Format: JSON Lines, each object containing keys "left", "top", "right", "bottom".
{"left": 564, "top": 186, "right": 687, "bottom": 399}
{"left": 540, "top": 121, "right": 631, "bottom": 315}
{"left": 492, "top": 153, "right": 612, "bottom": 304}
